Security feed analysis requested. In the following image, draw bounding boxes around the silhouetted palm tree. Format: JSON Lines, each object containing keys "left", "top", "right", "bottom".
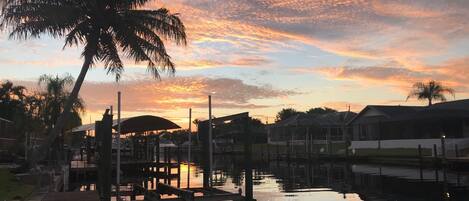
{"left": 1, "top": 0, "right": 186, "bottom": 165}
{"left": 0, "top": 81, "right": 26, "bottom": 120}
{"left": 38, "top": 74, "right": 84, "bottom": 131}
{"left": 406, "top": 80, "right": 455, "bottom": 106}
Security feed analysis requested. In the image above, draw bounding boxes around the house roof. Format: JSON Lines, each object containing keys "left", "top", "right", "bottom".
{"left": 348, "top": 99, "right": 469, "bottom": 125}
{"left": 71, "top": 115, "right": 181, "bottom": 134}
{"left": 270, "top": 111, "right": 357, "bottom": 128}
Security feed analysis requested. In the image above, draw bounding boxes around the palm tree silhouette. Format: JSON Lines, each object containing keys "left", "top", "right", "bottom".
{"left": 406, "top": 80, "right": 455, "bottom": 106}
{"left": 1, "top": 0, "right": 186, "bottom": 165}
{"left": 38, "top": 74, "right": 84, "bottom": 131}
{"left": 0, "top": 81, "right": 27, "bottom": 120}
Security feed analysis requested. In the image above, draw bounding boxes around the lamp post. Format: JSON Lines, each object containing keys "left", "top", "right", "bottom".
{"left": 116, "top": 91, "right": 121, "bottom": 200}
{"left": 441, "top": 134, "right": 446, "bottom": 161}
{"left": 208, "top": 95, "right": 213, "bottom": 187}
{"left": 187, "top": 108, "right": 192, "bottom": 189}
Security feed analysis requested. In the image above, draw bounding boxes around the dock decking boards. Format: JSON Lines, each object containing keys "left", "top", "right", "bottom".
{"left": 42, "top": 191, "right": 100, "bottom": 201}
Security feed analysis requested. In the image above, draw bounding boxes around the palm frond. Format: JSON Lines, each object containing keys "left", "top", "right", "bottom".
{"left": 99, "top": 31, "right": 124, "bottom": 81}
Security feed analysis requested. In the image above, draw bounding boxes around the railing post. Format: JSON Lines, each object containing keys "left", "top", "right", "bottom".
{"left": 455, "top": 144, "right": 459, "bottom": 158}
{"left": 244, "top": 116, "right": 253, "bottom": 201}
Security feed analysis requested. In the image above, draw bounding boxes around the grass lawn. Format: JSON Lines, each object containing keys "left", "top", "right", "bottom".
{"left": 0, "top": 168, "right": 35, "bottom": 201}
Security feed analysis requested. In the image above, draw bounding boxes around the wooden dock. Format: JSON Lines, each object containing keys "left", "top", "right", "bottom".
{"left": 42, "top": 191, "right": 100, "bottom": 201}
{"left": 133, "top": 183, "right": 245, "bottom": 201}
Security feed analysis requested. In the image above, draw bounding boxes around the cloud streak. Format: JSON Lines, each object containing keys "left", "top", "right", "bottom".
{"left": 79, "top": 76, "right": 297, "bottom": 113}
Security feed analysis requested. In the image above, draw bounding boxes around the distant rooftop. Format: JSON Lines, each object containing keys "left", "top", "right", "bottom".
{"left": 270, "top": 111, "right": 357, "bottom": 128}
{"left": 348, "top": 99, "right": 469, "bottom": 125}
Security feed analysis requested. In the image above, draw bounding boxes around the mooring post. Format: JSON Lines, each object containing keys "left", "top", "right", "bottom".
{"left": 455, "top": 144, "right": 459, "bottom": 158}
{"left": 177, "top": 146, "right": 181, "bottom": 188}
{"left": 276, "top": 144, "right": 280, "bottom": 160}
{"left": 116, "top": 91, "right": 121, "bottom": 200}
{"left": 96, "top": 109, "right": 113, "bottom": 201}
{"left": 201, "top": 120, "right": 210, "bottom": 189}
{"left": 267, "top": 144, "right": 270, "bottom": 161}
{"left": 287, "top": 136, "right": 291, "bottom": 161}
{"left": 418, "top": 145, "right": 422, "bottom": 164}
{"left": 187, "top": 108, "right": 192, "bottom": 189}
{"left": 244, "top": 116, "right": 254, "bottom": 201}
{"left": 418, "top": 145, "right": 423, "bottom": 180}
{"left": 441, "top": 135, "right": 446, "bottom": 161}
{"left": 155, "top": 136, "right": 160, "bottom": 163}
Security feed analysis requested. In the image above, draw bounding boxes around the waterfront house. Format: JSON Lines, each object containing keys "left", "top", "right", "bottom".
{"left": 267, "top": 112, "right": 356, "bottom": 148}
{"left": 348, "top": 99, "right": 469, "bottom": 156}
{"left": 0, "top": 117, "right": 13, "bottom": 137}
{"left": 0, "top": 117, "right": 15, "bottom": 160}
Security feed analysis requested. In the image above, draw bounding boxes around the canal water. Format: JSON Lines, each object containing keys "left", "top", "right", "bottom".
{"left": 76, "top": 154, "right": 469, "bottom": 201}
{"left": 180, "top": 155, "right": 469, "bottom": 201}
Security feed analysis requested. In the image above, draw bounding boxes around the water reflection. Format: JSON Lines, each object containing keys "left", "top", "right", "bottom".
{"left": 72, "top": 154, "right": 469, "bottom": 201}
{"left": 196, "top": 155, "right": 469, "bottom": 201}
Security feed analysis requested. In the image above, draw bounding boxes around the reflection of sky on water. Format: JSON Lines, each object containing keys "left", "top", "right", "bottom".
{"left": 77, "top": 154, "right": 469, "bottom": 201}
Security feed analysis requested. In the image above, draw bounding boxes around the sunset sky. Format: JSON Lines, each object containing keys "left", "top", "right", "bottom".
{"left": 2, "top": 0, "right": 469, "bottom": 128}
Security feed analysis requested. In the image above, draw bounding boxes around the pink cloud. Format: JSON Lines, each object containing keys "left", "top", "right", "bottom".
{"left": 14, "top": 76, "right": 297, "bottom": 113}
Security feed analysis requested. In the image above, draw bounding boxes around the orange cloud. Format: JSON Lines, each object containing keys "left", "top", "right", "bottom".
{"left": 294, "top": 55, "right": 469, "bottom": 96}
{"left": 146, "top": 0, "right": 469, "bottom": 69}
{"left": 77, "top": 76, "right": 297, "bottom": 113}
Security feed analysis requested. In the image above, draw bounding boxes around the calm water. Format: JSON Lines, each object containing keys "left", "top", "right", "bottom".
{"left": 187, "top": 155, "right": 469, "bottom": 201}
{"left": 76, "top": 154, "right": 469, "bottom": 201}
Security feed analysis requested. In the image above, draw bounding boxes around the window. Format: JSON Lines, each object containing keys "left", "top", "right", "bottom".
{"left": 359, "top": 125, "right": 367, "bottom": 140}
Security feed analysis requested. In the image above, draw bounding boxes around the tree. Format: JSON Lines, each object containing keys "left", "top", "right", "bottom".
{"left": 275, "top": 108, "right": 301, "bottom": 122}
{"left": 193, "top": 118, "right": 202, "bottom": 127}
{"left": 1, "top": 0, "right": 186, "bottom": 165}
{"left": 38, "top": 74, "right": 84, "bottom": 132}
{"left": 406, "top": 80, "right": 455, "bottom": 106}
{"left": 0, "top": 81, "right": 26, "bottom": 121}
{"left": 306, "top": 107, "right": 337, "bottom": 116}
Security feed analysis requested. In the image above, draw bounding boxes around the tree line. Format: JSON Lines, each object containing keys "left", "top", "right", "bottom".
{"left": 0, "top": 74, "right": 84, "bottom": 144}
{"left": 275, "top": 107, "right": 338, "bottom": 122}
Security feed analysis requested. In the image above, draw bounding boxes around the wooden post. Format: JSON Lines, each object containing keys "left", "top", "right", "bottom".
{"left": 441, "top": 136, "right": 446, "bottom": 160}
{"left": 96, "top": 110, "right": 112, "bottom": 201}
{"left": 455, "top": 144, "right": 459, "bottom": 158}
{"left": 418, "top": 145, "right": 422, "bottom": 164}
{"left": 244, "top": 116, "right": 253, "bottom": 201}
{"left": 201, "top": 121, "right": 210, "bottom": 189}
{"left": 276, "top": 144, "right": 280, "bottom": 160}
{"left": 187, "top": 108, "right": 192, "bottom": 189}
{"left": 155, "top": 137, "right": 160, "bottom": 186}
{"left": 177, "top": 147, "right": 181, "bottom": 189}
{"left": 418, "top": 144, "right": 423, "bottom": 180}
{"left": 267, "top": 144, "right": 270, "bottom": 161}
{"left": 116, "top": 91, "right": 121, "bottom": 200}
{"left": 208, "top": 95, "right": 213, "bottom": 187}
{"left": 287, "top": 131, "right": 291, "bottom": 161}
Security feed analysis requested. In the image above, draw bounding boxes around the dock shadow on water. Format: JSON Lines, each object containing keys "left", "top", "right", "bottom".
{"left": 71, "top": 153, "right": 469, "bottom": 201}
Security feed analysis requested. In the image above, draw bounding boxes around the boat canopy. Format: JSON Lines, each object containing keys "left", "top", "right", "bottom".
{"left": 71, "top": 115, "right": 181, "bottom": 134}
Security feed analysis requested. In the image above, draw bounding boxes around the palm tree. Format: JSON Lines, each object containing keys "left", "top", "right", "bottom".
{"left": 1, "top": 0, "right": 186, "bottom": 165}
{"left": 406, "top": 80, "right": 455, "bottom": 106}
{"left": 38, "top": 74, "right": 85, "bottom": 131}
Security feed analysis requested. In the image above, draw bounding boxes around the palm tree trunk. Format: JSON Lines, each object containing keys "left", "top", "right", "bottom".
{"left": 29, "top": 54, "right": 94, "bottom": 167}
{"left": 428, "top": 98, "right": 432, "bottom": 106}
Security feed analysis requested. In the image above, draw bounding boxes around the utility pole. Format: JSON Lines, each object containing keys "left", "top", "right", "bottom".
{"left": 208, "top": 95, "right": 213, "bottom": 187}
{"left": 187, "top": 108, "right": 192, "bottom": 189}
{"left": 116, "top": 92, "right": 121, "bottom": 200}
